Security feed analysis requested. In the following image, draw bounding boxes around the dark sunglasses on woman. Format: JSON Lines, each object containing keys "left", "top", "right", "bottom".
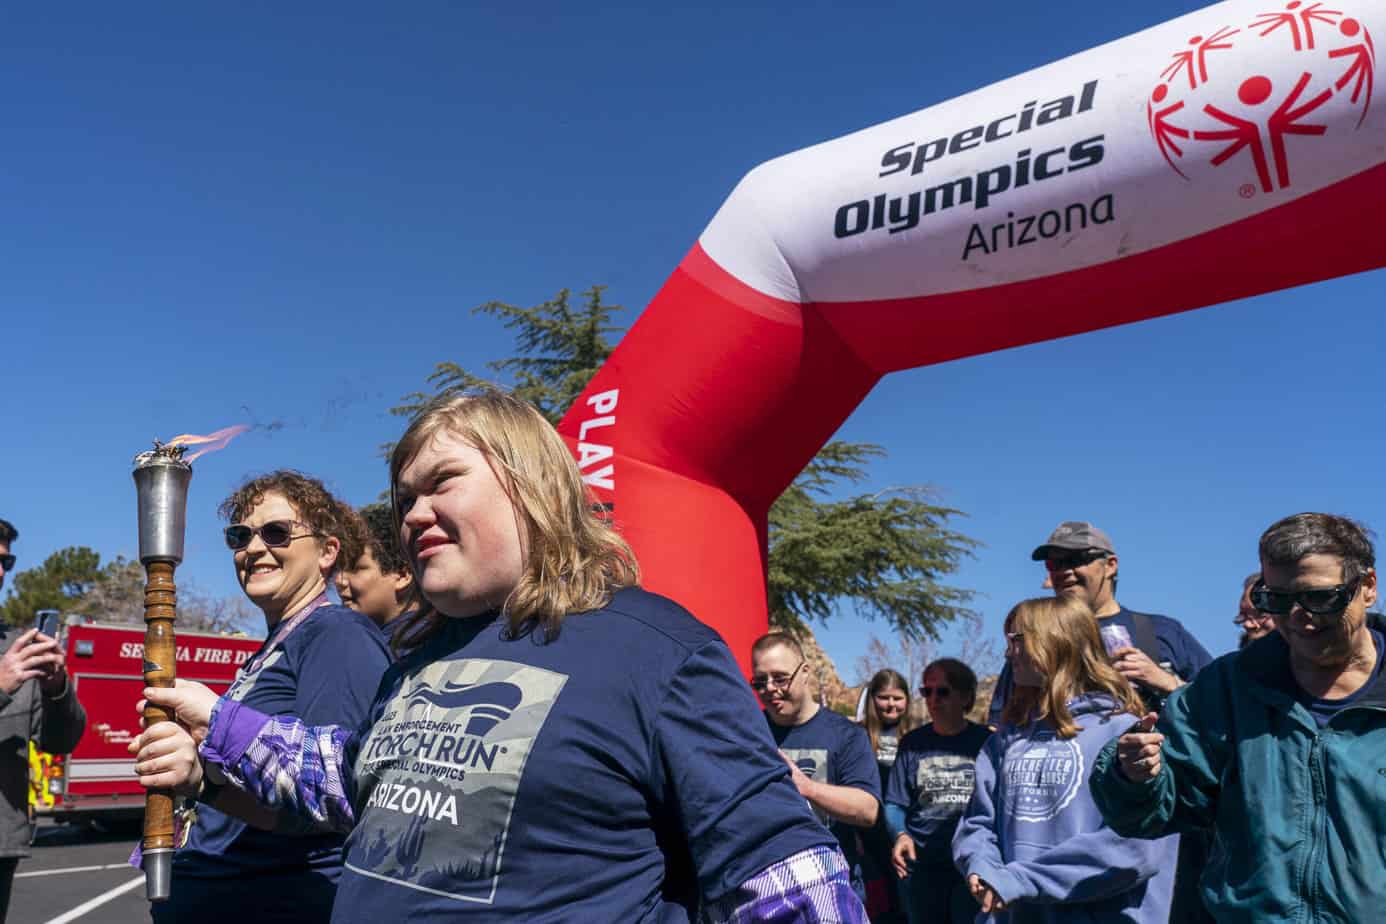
{"left": 224, "top": 520, "right": 318, "bottom": 551}
{"left": 920, "top": 685, "right": 952, "bottom": 699}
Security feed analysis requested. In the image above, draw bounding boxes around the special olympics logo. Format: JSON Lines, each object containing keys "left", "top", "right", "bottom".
{"left": 1147, "top": 2, "right": 1375, "bottom": 194}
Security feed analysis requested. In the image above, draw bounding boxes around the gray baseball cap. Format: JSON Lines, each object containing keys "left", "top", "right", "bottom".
{"left": 1031, "top": 521, "right": 1115, "bottom": 560}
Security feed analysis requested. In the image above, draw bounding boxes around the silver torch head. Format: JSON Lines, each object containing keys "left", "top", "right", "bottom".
{"left": 132, "top": 447, "right": 193, "bottom": 566}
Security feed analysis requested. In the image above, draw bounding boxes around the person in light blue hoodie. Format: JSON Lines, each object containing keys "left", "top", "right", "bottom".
{"left": 952, "top": 596, "right": 1177, "bottom": 923}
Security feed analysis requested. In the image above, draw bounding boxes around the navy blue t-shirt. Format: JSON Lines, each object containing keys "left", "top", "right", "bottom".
{"left": 765, "top": 706, "right": 881, "bottom": 858}
{"left": 332, "top": 588, "right": 832, "bottom": 923}
{"left": 989, "top": 606, "right": 1213, "bottom": 724}
{"left": 378, "top": 612, "right": 414, "bottom": 646}
{"left": 1298, "top": 628, "right": 1386, "bottom": 727}
{"left": 875, "top": 724, "right": 900, "bottom": 793}
{"left": 176, "top": 604, "right": 391, "bottom": 882}
{"left": 883, "top": 722, "right": 991, "bottom": 861}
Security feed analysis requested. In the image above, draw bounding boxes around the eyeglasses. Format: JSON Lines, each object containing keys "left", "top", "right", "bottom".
{"left": 1234, "top": 608, "right": 1275, "bottom": 626}
{"left": 0, "top": 554, "right": 13, "bottom": 571}
{"left": 1044, "top": 552, "right": 1107, "bottom": 573}
{"left": 224, "top": 520, "right": 320, "bottom": 551}
{"left": 750, "top": 661, "right": 805, "bottom": 691}
{"left": 920, "top": 685, "right": 952, "bottom": 699}
{"left": 1250, "top": 578, "right": 1361, "bottom": 617}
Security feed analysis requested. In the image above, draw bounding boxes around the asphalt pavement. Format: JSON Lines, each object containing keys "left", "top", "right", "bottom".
{"left": 11, "top": 819, "right": 148, "bottom": 923}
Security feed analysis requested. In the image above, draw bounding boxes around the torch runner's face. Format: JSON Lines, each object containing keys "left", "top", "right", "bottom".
{"left": 395, "top": 431, "right": 528, "bottom": 620}
{"left": 233, "top": 491, "right": 337, "bottom": 623}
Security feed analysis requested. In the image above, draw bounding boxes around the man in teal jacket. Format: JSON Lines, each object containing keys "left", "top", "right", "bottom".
{"left": 1089, "top": 512, "right": 1386, "bottom": 923}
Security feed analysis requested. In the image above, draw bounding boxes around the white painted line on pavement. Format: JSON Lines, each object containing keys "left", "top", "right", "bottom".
{"left": 43, "top": 874, "right": 144, "bottom": 923}
{"left": 17, "top": 862, "right": 130, "bottom": 878}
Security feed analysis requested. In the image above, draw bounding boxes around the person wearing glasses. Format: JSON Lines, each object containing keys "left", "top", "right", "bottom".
{"left": 151, "top": 472, "right": 391, "bottom": 924}
{"left": 133, "top": 392, "right": 862, "bottom": 923}
{"left": 1234, "top": 571, "right": 1275, "bottom": 648}
{"left": 989, "top": 522, "right": 1211, "bottom": 723}
{"left": 751, "top": 633, "right": 881, "bottom": 902}
{"left": 954, "top": 597, "right": 1177, "bottom": 923}
{"left": 992, "top": 521, "right": 1215, "bottom": 924}
{"left": 885, "top": 658, "right": 990, "bottom": 924}
{"left": 1092, "top": 512, "right": 1386, "bottom": 922}
{"left": 0, "top": 518, "right": 85, "bottom": 922}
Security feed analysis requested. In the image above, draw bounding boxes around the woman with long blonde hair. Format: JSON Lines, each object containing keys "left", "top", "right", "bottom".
{"left": 951, "top": 597, "right": 1177, "bottom": 923}
{"left": 862, "top": 668, "right": 916, "bottom": 786}
{"left": 132, "top": 389, "right": 866, "bottom": 923}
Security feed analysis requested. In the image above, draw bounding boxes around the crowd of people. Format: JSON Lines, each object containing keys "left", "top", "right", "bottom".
{"left": 739, "top": 515, "right": 1385, "bottom": 924}
{"left": 2, "top": 388, "right": 1382, "bottom": 922}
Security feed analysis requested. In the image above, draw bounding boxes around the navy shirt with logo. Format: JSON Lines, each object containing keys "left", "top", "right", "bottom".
{"left": 331, "top": 587, "right": 833, "bottom": 923}
{"left": 883, "top": 722, "right": 991, "bottom": 861}
{"left": 875, "top": 725, "right": 900, "bottom": 792}
{"left": 175, "top": 604, "right": 391, "bottom": 882}
{"left": 765, "top": 706, "right": 881, "bottom": 859}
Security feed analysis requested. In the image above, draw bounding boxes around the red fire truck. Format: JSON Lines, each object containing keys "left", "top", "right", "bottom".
{"left": 29, "top": 621, "right": 263, "bottom": 823}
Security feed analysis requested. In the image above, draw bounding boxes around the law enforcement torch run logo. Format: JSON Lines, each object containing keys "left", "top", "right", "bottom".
{"left": 1148, "top": 2, "right": 1375, "bottom": 197}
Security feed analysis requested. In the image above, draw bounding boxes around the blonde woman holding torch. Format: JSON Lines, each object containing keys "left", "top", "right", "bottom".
{"left": 132, "top": 389, "right": 865, "bottom": 923}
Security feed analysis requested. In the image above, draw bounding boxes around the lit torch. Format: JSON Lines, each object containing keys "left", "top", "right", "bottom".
{"left": 132, "top": 425, "right": 246, "bottom": 902}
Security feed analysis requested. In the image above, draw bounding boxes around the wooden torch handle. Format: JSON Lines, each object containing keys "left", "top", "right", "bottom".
{"left": 142, "top": 561, "right": 178, "bottom": 853}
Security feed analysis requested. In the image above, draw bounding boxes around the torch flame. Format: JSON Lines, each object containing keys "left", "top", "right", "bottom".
{"left": 164, "top": 424, "right": 250, "bottom": 463}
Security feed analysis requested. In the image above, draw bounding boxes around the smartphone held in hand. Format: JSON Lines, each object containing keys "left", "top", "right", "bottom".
{"left": 1100, "top": 624, "right": 1133, "bottom": 657}
{"left": 34, "top": 609, "right": 61, "bottom": 639}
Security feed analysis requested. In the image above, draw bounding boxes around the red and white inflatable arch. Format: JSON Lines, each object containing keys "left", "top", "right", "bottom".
{"left": 558, "top": 0, "right": 1386, "bottom": 670}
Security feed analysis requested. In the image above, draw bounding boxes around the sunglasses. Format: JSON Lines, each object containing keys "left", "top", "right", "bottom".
{"left": 1044, "top": 552, "right": 1107, "bottom": 573}
{"left": 750, "top": 662, "right": 804, "bottom": 692}
{"left": 1250, "top": 578, "right": 1361, "bottom": 617}
{"left": 0, "top": 554, "right": 13, "bottom": 571}
{"left": 920, "top": 685, "right": 952, "bottom": 699}
{"left": 224, "top": 520, "right": 319, "bottom": 551}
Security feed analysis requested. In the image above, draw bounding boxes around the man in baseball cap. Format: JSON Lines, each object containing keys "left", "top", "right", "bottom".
{"left": 1030, "top": 520, "right": 1115, "bottom": 560}
{"left": 991, "top": 521, "right": 1211, "bottom": 722}
{"left": 1000, "top": 520, "right": 1218, "bottom": 924}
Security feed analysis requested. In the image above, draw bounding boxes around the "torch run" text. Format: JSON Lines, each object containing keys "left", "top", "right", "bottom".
{"left": 362, "top": 726, "right": 506, "bottom": 772}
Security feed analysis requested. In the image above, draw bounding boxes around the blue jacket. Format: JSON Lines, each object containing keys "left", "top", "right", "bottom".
{"left": 953, "top": 693, "right": 1176, "bottom": 923}
{"left": 1090, "top": 615, "right": 1386, "bottom": 923}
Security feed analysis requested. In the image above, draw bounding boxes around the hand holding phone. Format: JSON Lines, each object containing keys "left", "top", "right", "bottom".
{"left": 0, "top": 628, "right": 62, "bottom": 696}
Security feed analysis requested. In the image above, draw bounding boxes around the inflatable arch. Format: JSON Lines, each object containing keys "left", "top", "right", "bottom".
{"left": 558, "top": 0, "right": 1386, "bottom": 670}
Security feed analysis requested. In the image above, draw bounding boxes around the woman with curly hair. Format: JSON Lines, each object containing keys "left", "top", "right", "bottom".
{"left": 951, "top": 597, "right": 1176, "bottom": 923}
{"left": 134, "top": 390, "right": 864, "bottom": 923}
{"left": 151, "top": 471, "right": 391, "bottom": 924}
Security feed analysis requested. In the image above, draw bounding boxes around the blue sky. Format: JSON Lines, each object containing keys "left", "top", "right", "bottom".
{"left": 4, "top": 2, "right": 1383, "bottom": 680}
